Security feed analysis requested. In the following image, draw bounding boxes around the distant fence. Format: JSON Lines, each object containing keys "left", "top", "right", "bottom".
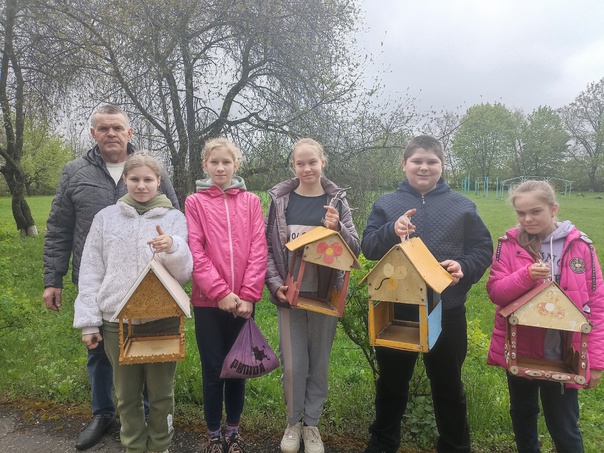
{"left": 462, "top": 176, "right": 573, "bottom": 199}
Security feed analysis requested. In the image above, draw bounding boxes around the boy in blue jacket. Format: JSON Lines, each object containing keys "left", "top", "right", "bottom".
{"left": 361, "top": 135, "right": 492, "bottom": 453}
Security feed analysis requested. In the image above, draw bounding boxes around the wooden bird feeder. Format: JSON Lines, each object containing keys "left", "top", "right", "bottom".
{"left": 284, "top": 226, "right": 361, "bottom": 317}
{"left": 500, "top": 280, "right": 591, "bottom": 386}
{"left": 110, "top": 257, "right": 191, "bottom": 365}
{"left": 360, "top": 237, "right": 453, "bottom": 352}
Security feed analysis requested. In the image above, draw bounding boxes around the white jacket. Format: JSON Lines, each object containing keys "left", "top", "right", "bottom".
{"left": 73, "top": 201, "right": 192, "bottom": 333}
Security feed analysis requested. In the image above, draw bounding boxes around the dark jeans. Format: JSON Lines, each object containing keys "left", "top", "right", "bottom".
{"left": 88, "top": 324, "right": 149, "bottom": 418}
{"left": 507, "top": 374, "right": 583, "bottom": 453}
{"left": 194, "top": 306, "right": 248, "bottom": 432}
{"left": 368, "top": 306, "right": 470, "bottom": 453}
{"left": 88, "top": 324, "right": 116, "bottom": 416}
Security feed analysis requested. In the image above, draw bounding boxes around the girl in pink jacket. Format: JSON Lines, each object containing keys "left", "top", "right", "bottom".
{"left": 487, "top": 180, "right": 604, "bottom": 453}
{"left": 185, "top": 138, "right": 268, "bottom": 453}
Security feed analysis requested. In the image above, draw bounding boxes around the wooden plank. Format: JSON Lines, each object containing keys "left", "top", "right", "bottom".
{"left": 296, "top": 296, "right": 339, "bottom": 317}
{"left": 369, "top": 301, "right": 394, "bottom": 337}
{"left": 374, "top": 321, "right": 424, "bottom": 352}
{"left": 121, "top": 336, "right": 185, "bottom": 364}
{"left": 515, "top": 356, "right": 570, "bottom": 371}
{"left": 400, "top": 238, "right": 453, "bottom": 293}
{"left": 375, "top": 323, "right": 424, "bottom": 352}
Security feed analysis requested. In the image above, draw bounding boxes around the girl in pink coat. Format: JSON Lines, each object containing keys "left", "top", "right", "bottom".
{"left": 487, "top": 180, "right": 604, "bottom": 453}
{"left": 185, "top": 138, "right": 268, "bottom": 453}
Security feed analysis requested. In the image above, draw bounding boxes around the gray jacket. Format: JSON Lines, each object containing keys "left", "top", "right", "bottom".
{"left": 265, "top": 177, "right": 360, "bottom": 307}
{"left": 43, "top": 143, "right": 179, "bottom": 287}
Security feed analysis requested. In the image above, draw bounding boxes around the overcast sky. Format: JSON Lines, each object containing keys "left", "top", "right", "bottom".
{"left": 358, "top": 0, "right": 604, "bottom": 115}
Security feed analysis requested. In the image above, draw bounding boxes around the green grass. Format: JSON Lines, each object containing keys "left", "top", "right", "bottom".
{"left": 1, "top": 193, "right": 603, "bottom": 452}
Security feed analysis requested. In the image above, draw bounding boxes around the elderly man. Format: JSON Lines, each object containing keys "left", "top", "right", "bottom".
{"left": 43, "top": 105, "right": 179, "bottom": 450}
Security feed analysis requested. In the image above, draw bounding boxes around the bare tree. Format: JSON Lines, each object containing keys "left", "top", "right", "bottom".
{"left": 38, "top": 0, "right": 366, "bottom": 204}
{"left": 559, "top": 77, "right": 604, "bottom": 191}
{"left": 0, "top": 0, "right": 37, "bottom": 236}
{"left": 421, "top": 109, "right": 462, "bottom": 181}
{"left": 1, "top": 0, "right": 81, "bottom": 233}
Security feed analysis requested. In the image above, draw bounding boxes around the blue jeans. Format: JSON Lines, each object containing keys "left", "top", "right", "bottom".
{"left": 87, "top": 324, "right": 149, "bottom": 418}
{"left": 507, "top": 374, "right": 583, "bottom": 453}
{"left": 87, "top": 324, "right": 115, "bottom": 416}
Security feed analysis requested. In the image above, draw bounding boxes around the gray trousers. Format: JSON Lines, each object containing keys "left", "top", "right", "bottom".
{"left": 277, "top": 306, "right": 338, "bottom": 426}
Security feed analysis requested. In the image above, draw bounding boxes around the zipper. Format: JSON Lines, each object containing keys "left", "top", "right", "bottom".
{"left": 223, "top": 192, "right": 235, "bottom": 292}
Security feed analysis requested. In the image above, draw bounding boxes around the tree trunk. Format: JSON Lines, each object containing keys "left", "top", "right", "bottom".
{"left": 0, "top": 0, "right": 37, "bottom": 237}
{"left": 13, "top": 193, "right": 38, "bottom": 237}
{"left": 171, "top": 150, "right": 189, "bottom": 210}
{"left": 1, "top": 164, "right": 37, "bottom": 237}
{"left": 588, "top": 163, "right": 598, "bottom": 192}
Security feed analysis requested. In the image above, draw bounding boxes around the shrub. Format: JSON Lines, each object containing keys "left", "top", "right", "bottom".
{"left": 340, "top": 255, "right": 377, "bottom": 378}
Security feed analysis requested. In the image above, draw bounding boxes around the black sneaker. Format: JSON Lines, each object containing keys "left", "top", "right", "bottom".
{"left": 363, "top": 444, "right": 388, "bottom": 453}
{"left": 225, "top": 432, "right": 246, "bottom": 453}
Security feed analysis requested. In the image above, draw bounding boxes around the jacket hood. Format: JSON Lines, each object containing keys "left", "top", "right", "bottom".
{"left": 268, "top": 176, "right": 346, "bottom": 200}
{"left": 546, "top": 219, "right": 575, "bottom": 242}
{"left": 195, "top": 175, "right": 247, "bottom": 192}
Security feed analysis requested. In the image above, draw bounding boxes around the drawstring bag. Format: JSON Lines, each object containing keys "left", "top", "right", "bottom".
{"left": 220, "top": 318, "right": 279, "bottom": 379}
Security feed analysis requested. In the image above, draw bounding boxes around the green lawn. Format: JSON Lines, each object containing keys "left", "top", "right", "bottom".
{"left": 1, "top": 192, "right": 603, "bottom": 452}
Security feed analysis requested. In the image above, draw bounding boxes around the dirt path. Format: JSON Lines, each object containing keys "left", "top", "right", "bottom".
{"left": 0, "top": 403, "right": 367, "bottom": 452}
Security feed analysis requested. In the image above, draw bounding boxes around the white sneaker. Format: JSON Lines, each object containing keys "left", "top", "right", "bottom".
{"left": 302, "top": 425, "right": 324, "bottom": 453}
{"left": 280, "top": 422, "right": 303, "bottom": 453}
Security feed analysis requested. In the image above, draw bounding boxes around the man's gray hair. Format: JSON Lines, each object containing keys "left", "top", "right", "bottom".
{"left": 91, "top": 105, "right": 130, "bottom": 128}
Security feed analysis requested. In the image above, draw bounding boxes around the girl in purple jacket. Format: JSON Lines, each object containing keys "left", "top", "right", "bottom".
{"left": 487, "top": 180, "right": 604, "bottom": 453}
{"left": 185, "top": 138, "right": 268, "bottom": 453}
{"left": 265, "top": 138, "right": 360, "bottom": 453}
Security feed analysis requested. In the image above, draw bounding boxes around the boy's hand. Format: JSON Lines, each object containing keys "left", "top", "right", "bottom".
{"left": 441, "top": 259, "right": 463, "bottom": 285}
{"left": 394, "top": 209, "right": 417, "bottom": 239}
